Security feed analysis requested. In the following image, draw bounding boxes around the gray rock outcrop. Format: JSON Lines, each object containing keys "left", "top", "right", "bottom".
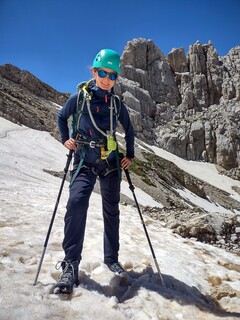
{"left": 115, "top": 39, "right": 240, "bottom": 179}
{"left": 0, "top": 64, "right": 69, "bottom": 139}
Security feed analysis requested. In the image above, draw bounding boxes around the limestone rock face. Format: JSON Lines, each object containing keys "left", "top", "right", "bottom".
{"left": 0, "top": 64, "right": 69, "bottom": 139}
{"left": 0, "top": 64, "right": 68, "bottom": 105}
{"left": 115, "top": 39, "right": 240, "bottom": 179}
{"left": 121, "top": 38, "right": 181, "bottom": 105}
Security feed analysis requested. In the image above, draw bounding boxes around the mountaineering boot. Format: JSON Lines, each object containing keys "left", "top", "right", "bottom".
{"left": 106, "top": 262, "right": 132, "bottom": 286}
{"left": 53, "top": 260, "right": 79, "bottom": 294}
{"left": 106, "top": 262, "right": 126, "bottom": 275}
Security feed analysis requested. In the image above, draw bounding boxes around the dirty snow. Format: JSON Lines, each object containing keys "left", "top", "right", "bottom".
{"left": 0, "top": 117, "right": 240, "bottom": 320}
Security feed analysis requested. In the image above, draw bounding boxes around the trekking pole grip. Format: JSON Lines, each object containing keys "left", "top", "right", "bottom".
{"left": 124, "top": 169, "right": 134, "bottom": 191}
{"left": 64, "top": 149, "right": 74, "bottom": 173}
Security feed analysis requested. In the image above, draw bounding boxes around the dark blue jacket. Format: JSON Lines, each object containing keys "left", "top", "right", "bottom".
{"left": 58, "top": 80, "right": 135, "bottom": 165}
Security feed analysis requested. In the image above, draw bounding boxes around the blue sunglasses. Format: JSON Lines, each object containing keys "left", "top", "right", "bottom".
{"left": 96, "top": 69, "right": 118, "bottom": 81}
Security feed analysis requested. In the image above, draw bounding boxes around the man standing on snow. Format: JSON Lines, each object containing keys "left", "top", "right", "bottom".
{"left": 54, "top": 49, "right": 135, "bottom": 294}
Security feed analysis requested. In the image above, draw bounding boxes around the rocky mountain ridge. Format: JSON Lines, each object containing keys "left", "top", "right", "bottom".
{"left": 0, "top": 64, "right": 68, "bottom": 140}
{"left": 115, "top": 39, "right": 240, "bottom": 180}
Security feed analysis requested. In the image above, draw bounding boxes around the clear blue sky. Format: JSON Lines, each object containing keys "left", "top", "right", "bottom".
{"left": 1, "top": 0, "right": 239, "bottom": 93}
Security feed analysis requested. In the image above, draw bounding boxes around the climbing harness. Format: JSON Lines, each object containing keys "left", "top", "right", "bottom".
{"left": 69, "top": 81, "right": 121, "bottom": 187}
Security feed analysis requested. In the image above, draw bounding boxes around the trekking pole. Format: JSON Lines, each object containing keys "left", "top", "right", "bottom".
{"left": 124, "top": 169, "right": 165, "bottom": 286}
{"left": 33, "top": 149, "right": 74, "bottom": 286}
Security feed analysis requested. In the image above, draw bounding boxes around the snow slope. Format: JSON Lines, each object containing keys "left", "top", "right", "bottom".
{"left": 0, "top": 117, "right": 240, "bottom": 320}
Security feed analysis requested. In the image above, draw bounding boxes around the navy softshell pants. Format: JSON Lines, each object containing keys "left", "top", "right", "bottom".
{"left": 62, "top": 166, "right": 121, "bottom": 265}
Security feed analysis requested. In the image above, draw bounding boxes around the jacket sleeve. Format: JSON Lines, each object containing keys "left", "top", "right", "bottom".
{"left": 57, "top": 93, "right": 78, "bottom": 144}
{"left": 118, "top": 101, "right": 135, "bottom": 159}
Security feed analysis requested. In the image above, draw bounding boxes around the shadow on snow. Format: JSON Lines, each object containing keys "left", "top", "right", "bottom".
{"left": 73, "top": 266, "right": 240, "bottom": 318}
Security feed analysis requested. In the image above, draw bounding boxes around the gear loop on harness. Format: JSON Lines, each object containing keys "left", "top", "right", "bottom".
{"left": 75, "top": 135, "right": 105, "bottom": 150}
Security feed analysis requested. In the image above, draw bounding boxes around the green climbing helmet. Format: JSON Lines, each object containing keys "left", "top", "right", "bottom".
{"left": 92, "top": 49, "right": 121, "bottom": 74}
